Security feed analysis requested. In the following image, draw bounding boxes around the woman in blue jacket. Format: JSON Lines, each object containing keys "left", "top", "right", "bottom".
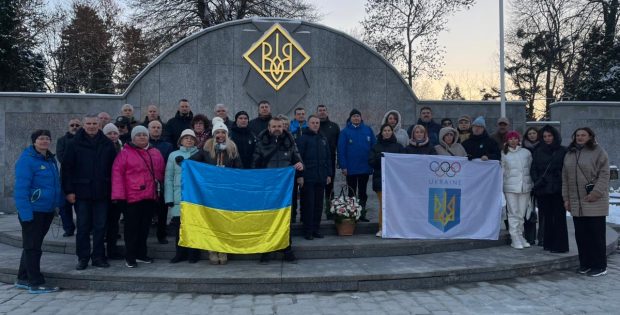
{"left": 14, "top": 130, "right": 64, "bottom": 294}
{"left": 337, "top": 109, "right": 376, "bottom": 222}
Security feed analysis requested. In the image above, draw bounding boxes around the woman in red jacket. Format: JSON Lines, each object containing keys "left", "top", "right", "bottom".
{"left": 112, "top": 126, "right": 165, "bottom": 268}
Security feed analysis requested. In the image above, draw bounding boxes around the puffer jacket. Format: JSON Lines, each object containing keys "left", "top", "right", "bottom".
{"left": 368, "top": 135, "right": 404, "bottom": 192}
{"left": 501, "top": 146, "right": 533, "bottom": 193}
{"left": 434, "top": 127, "right": 467, "bottom": 157}
{"left": 337, "top": 120, "right": 376, "bottom": 175}
{"left": 531, "top": 125, "right": 566, "bottom": 196}
{"left": 14, "top": 146, "right": 64, "bottom": 221}
{"left": 111, "top": 143, "right": 165, "bottom": 203}
{"left": 296, "top": 128, "right": 332, "bottom": 184}
{"left": 252, "top": 130, "right": 302, "bottom": 169}
{"left": 165, "top": 146, "right": 199, "bottom": 218}
{"left": 562, "top": 144, "right": 610, "bottom": 217}
{"left": 381, "top": 110, "right": 409, "bottom": 147}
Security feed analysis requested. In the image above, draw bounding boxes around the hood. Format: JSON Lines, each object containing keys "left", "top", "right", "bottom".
{"left": 438, "top": 127, "right": 458, "bottom": 148}
{"left": 539, "top": 124, "right": 562, "bottom": 149}
{"left": 381, "top": 110, "right": 403, "bottom": 131}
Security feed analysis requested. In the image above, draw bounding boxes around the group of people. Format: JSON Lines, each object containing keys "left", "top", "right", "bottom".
{"left": 13, "top": 100, "right": 611, "bottom": 294}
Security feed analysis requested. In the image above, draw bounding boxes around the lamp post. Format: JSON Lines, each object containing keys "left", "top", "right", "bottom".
{"left": 499, "top": 0, "right": 506, "bottom": 118}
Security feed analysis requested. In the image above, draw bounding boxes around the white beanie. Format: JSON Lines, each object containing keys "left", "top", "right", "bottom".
{"left": 103, "top": 123, "right": 119, "bottom": 135}
{"left": 211, "top": 117, "right": 228, "bottom": 135}
{"left": 131, "top": 125, "right": 149, "bottom": 139}
{"left": 178, "top": 129, "right": 197, "bottom": 145}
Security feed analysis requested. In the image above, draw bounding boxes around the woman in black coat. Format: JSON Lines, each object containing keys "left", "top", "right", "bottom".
{"left": 368, "top": 123, "right": 404, "bottom": 237}
{"left": 530, "top": 125, "right": 568, "bottom": 253}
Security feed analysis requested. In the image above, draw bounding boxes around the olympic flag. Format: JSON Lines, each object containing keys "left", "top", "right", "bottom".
{"left": 382, "top": 153, "right": 503, "bottom": 239}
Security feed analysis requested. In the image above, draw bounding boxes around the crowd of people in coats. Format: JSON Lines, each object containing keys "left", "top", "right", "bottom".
{"left": 13, "top": 100, "right": 610, "bottom": 294}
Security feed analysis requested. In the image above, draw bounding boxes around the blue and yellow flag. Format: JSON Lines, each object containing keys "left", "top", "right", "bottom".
{"left": 179, "top": 160, "right": 293, "bottom": 254}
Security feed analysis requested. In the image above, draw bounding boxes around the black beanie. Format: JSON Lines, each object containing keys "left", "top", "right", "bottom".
{"left": 31, "top": 130, "right": 51, "bottom": 144}
{"left": 349, "top": 109, "right": 362, "bottom": 119}
{"left": 235, "top": 110, "right": 249, "bottom": 122}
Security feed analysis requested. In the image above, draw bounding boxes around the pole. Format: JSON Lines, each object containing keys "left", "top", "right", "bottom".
{"left": 499, "top": 0, "right": 506, "bottom": 118}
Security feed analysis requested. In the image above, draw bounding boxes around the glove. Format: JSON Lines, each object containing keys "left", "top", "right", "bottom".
{"left": 175, "top": 156, "right": 185, "bottom": 165}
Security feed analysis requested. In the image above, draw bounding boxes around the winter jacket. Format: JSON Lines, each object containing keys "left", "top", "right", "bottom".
{"left": 381, "top": 110, "right": 409, "bottom": 147}
{"left": 230, "top": 126, "right": 257, "bottom": 169}
{"left": 61, "top": 129, "right": 116, "bottom": 200}
{"left": 248, "top": 115, "right": 272, "bottom": 137}
{"left": 337, "top": 121, "right": 375, "bottom": 175}
{"left": 14, "top": 146, "right": 64, "bottom": 222}
{"left": 252, "top": 130, "right": 302, "bottom": 169}
{"left": 163, "top": 111, "right": 194, "bottom": 146}
{"left": 462, "top": 130, "right": 501, "bottom": 161}
{"left": 522, "top": 139, "right": 539, "bottom": 153}
{"left": 491, "top": 131, "right": 507, "bottom": 148}
{"left": 458, "top": 129, "right": 471, "bottom": 144}
{"left": 368, "top": 135, "right": 404, "bottom": 192}
{"left": 150, "top": 138, "right": 174, "bottom": 163}
{"left": 165, "top": 146, "right": 199, "bottom": 218}
{"left": 296, "top": 129, "right": 332, "bottom": 184}
{"left": 530, "top": 126, "right": 566, "bottom": 196}
{"left": 290, "top": 120, "right": 307, "bottom": 139}
{"left": 111, "top": 143, "right": 165, "bottom": 203}
{"left": 434, "top": 127, "right": 467, "bottom": 157}
{"left": 501, "top": 146, "right": 533, "bottom": 193}
{"left": 56, "top": 131, "right": 75, "bottom": 163}
{"left": 562, "top": 144, "right": 610, "bottom": 217}
{"left": 190, "top": 146, "right": 243, "bottom": 169}
{"left": 404, "top": 138, "right": 437, "bottom": 155}
{"left": 319, "top": 118, "right": 340, "bottom": 171}
{"left": 407, "top": 118, "right": 441, "bottom": 146}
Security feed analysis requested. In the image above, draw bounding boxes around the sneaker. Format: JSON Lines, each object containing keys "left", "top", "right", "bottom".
{"left": 283, "top": 252, "right": 298, "bottom": 264}
{"left": 586, "top": 268, "right": 607, "bottom": 277}
{"left": 510, "top": 239, "right": 523, "bottom": 249}
{"left": 136, "top": 257, "right": 154, "bottom": 264}
{"left": 375, "top": 230, "right": 382, "bottom": 238}
{"left": 28, "top": 285, "right": 59, "bottom": 294}
{"left": 576, "top": 267, "right": 591, "bottom": 274}
{"left": 259, "top": 253, "right": 270, "bottom": 265}
{"left": 75, "top": 260, "right": 88, "bottom": 270}
{"left": 14, "top": 280, "right": 30, "bottom": 290}
{"left": 125, "top": 260, "right": 137, "bottom": 268}
{"left": 92, "top": 259, "right": 110, "bottom": 268}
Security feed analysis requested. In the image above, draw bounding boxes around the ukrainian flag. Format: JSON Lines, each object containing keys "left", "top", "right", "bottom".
{"left": 179, "top": 160, "right": 293, "bottom": 254}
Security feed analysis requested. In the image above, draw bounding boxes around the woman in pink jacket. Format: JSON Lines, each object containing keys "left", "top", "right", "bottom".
{"left": 112, "top": 126, "right": 165, "bottom": 268}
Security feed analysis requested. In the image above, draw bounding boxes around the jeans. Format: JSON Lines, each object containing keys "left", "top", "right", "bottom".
{"left": 75, "top": 199, "right": 108, "bottom": 261}
{"left": 17, "top": 212, "right": 54, "bottom": 286}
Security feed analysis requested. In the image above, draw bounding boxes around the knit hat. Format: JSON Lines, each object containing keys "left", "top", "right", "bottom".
{"left": 458, "top": 115, "right": 471, "bottom": 123}
{"left": 349, "top": 109, "right": 362, "bottom": 119}
{"left": 234, "top": 111, "right": 249, "bottom": 122}
{"left": 178, "top": 129, "right": 197, "bottom": 145}
{"left": 102, "top": 123, "right": 119, "bottom": 135}
{"left": 31, "top": 130, "right": 51, "bottom": 144}
{"left": 506, "top": 130, "right": 521, "bottom": 140}
{"left": 212, "top": 117, "right": 228, "bottom": 135}
{"left": 131, "top": 125, "right": 149, "bottom": 139}
{"left": 472, "top": 116, "right": 486, "bottom": 128}
{"left": 115, "top": 116, "right": 130, "bottom": 127}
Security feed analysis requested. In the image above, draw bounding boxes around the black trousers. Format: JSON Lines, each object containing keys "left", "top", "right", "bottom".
{"left": 169, "top": 216, "right": 200, "bottom": 259}
{"left": 573, "top": 216, "right": 607, "bottom": 270}
{"left": 124, "top": 200, "right": 155, "bottom": 262}
{"left": 346, "top": 174, "right": 369, "bottom": 217}
{"left": 106, "top": 201, "right": 124, "bottom": 256}
{"left": 155, "top": 196, "right": 168, "bottom": 240}
{"left": 18, "top": 212, "right": 54, "bottom": 286}
{"left": 538, "top": 193, "right": 569, "bottom": 252}
{"left": 301, "top": 182, "right": 325, "bottom": 235}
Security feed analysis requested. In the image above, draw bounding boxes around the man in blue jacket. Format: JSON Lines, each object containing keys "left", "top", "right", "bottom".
{"left": 337, "top": 109, "right": 376, "bottom": 222}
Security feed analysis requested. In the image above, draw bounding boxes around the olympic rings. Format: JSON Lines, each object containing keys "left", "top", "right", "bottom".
{"left": 429, "top": 161, "right": 461, "bottom": 177}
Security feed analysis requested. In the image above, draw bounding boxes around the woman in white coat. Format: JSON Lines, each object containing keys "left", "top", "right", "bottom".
{"left": 501, "top": 131, "right": 533, "bottom": 249}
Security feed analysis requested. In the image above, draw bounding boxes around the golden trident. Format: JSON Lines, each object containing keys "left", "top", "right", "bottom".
{"left": 261, "top": 33, "right": 293, "bottom": 83}
{"left": 433, "top": 190, "right": 456, "bottom": 226}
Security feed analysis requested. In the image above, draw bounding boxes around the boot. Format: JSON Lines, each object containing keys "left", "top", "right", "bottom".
{"left": 510, "top": 236, "right": 523, "bottom": 249}
{"left": 218, "top": 252, "right": 228, "bottom": 265}
{"left": 208, "top": 251, "right": 219, "bottom": 265}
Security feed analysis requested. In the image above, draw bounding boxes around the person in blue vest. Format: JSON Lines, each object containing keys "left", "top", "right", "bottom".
{"left": 14, "top": 130, "right": 64, "bottom": 294}
{"left": 337, "top": 109, "right": 376, "bottom": 222}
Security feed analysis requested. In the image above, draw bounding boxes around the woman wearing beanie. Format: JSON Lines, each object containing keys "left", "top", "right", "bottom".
{"left": 404, "top": 125, "right": 436, "bottom": 155}
{"left": 14, "top": 130, "right": 63, "bottom": 294}
{"left": 111, "top": 126, "right": 165, "bottom": 268}
{"left": 229, "top": 111, "right": 257, "bottom": 169}
{"left": 368, "top": 123, "right": 404, "bottom": 237}
{"left": 191, "top": 117, "right": 242, "bottom": 264}
{"left": 562, "top": 127, "right": 610, "bottom": 277}
{"left": 435, "top": 127, "right": 467, "bottom": 157}
{"left": 165, "top": 129, "right": 201, "bottom": 263}
{"left": 501, "top": 131, "right": 533, "bottom": 249}
{"left": 103, "top": 123, "right": 122, "bottom": 153}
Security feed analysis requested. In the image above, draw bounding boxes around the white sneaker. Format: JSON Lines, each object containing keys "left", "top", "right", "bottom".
{"left": 510, "top": 238, "right": 523, "bottom": 249}
{"left": 375, "top": 230, "right": 382, "bottom": 238}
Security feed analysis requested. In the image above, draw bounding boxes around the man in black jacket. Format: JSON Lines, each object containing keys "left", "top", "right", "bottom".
{"left": 56, "top": 118, "right": 81, "bottom": 237}
{"left": 407, "top": 106, "right": 441, "bottom": 146}
{"left": 62, "top": 114, "right": 117, "bottom": 270}
{"left": 461, "top": 116, "right": 501, "bottom": 161}
{"left": 248, "top": 100, "right": 273, "bottom": 136}
{"left": 316, "top": 105, "right": 340, "bottom": 217}
{"left": 141, "top": 104, "right": 163, "bottom": 128}
{"left": 253, "top": 117, "right": 303, "bottom": 264}
{"left": 164, "top": 99, "right": 194, "bottom": 147}
{"left": 229, "top": 111, "right": 256, "bottom": 169}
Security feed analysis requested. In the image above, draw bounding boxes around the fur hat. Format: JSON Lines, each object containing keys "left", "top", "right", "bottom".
{"left": 472, "top": 116, "right": 486, "bottom": 128}
{"left": 102, "top": 123, "right": 119, "bottom": 135}
{"left": 212, "top": 117, "right": 228, "bottom": 135}
{"left": 131, "top": 125, "right": 149, "bottom": 139}
{"left": 31, "top": 130, "right": 51, "bottom": 144}
{"left": 178, "top": 129, "right": 197, "bottom": 145}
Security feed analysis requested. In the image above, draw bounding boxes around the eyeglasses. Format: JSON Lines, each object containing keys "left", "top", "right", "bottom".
{"left": 70, "top": 124, "right": 81, "bottom": 127}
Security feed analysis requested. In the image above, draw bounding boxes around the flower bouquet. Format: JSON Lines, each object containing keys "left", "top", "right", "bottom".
{"left": 329, "top": 186, "right": 362, "bottom": 236}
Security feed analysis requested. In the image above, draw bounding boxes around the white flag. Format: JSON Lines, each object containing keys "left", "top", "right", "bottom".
{"left": 382, "top": 153, "right": 503, "bottom": 240}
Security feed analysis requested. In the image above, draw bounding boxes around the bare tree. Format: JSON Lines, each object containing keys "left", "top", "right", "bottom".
{"left": 129, "top": 0, "right": 320, "bottom": 53}
{"left": 361, "top": 0, "right": 475, "bottom": 87}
